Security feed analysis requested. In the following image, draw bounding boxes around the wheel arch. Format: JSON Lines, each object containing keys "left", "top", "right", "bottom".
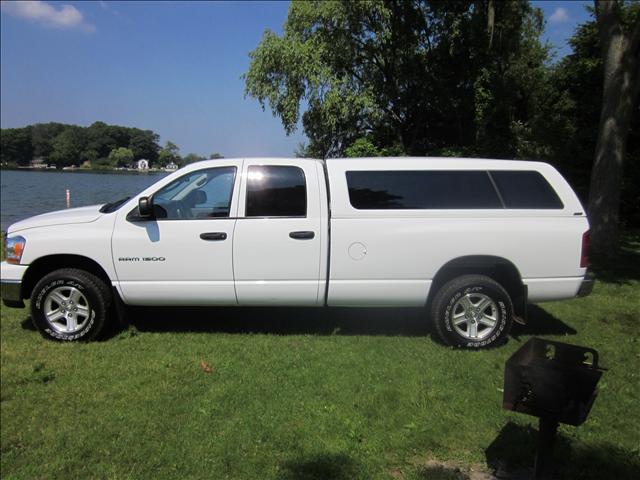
{"left": 21, "top": 254, "right": 113, "bottom": 300}
{"left": 427, "top": 255, "right": 526, "bottom": 317}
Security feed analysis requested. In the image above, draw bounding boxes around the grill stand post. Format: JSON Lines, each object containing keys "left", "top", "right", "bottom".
{"left": 534, "top": 417, "right": 558, "bottom": 480}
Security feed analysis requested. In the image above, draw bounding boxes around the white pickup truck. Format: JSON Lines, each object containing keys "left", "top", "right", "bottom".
{"left": 1, "top": 157, "right": 593, "bottom": 347}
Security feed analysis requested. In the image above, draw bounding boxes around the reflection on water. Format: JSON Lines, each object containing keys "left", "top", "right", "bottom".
{"left": 0, "top": 169, "right": 168, "bottom": 231}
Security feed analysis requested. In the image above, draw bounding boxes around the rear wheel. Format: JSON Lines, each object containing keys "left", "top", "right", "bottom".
{"left": 30, "top": 268, "right": 111, "bottom": 341}
{"left": 431, "top": 274, "right": 513, "bottom": 348}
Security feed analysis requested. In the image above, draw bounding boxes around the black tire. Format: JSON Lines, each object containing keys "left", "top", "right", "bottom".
{"left": 431, "top": 274, "right": 513, "bottom": 348}
{"left": 30, "top": 268, "right": 111, "bottom": 341}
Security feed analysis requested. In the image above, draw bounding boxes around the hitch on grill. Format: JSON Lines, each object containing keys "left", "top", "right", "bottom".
{"left": 502, "top": 338, "right": 606, "bottom": 479}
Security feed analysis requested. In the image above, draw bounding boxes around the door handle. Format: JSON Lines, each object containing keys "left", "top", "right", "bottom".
{"left": 200, "top": 232, "right": 227, "bottom": 241}
{"left": 289, "top": 231, "right": 315, "bottom": 240}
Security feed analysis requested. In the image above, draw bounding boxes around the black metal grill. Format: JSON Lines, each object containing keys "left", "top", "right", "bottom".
{"left": 503, "top": 338, "right": 605, "bottom": 479}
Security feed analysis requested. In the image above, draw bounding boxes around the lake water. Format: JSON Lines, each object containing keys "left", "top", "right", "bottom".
{"left": 0, "top": 169, "right": 169, "bottom": 232}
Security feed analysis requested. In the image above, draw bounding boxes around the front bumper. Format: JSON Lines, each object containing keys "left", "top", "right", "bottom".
{"left": 577, "top": 272, "right": 595, "bottom": 297}
{"left": 1, "top": 261, "right": 28, "bottom": 308}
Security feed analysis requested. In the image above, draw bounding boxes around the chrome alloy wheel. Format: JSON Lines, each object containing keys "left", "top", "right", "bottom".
{"left": 451, "top": 293, "right": 498, "bottom": 340}
{"left": 43, "top": 286, "right": 91, "bottom": 333}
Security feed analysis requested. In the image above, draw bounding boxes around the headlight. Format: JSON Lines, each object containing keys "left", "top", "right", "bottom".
{"left": 5, "top": 236, "right": 26, "bottom": 265}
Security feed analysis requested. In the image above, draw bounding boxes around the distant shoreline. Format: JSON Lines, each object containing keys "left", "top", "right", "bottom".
{"left": 0, "top": 166, "right": 170, "bottom": 174}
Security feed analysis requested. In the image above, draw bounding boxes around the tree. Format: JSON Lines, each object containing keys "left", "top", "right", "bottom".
{"left": 539, "top": 19, "right": 602, "bottom": 199}
{"left": 209, "top": 152, "right": 224, "bottom": 159}
{"left": 344, "top": 138, "right": 381, "bottom": 158}
{"left": 1, "top": 121, "right": 166, "bottom": 169}
{"left": 344, "top": 136, "right": 404, "bottom": 157}
{"left": 244, "top": 0, "right": 551, "bottom": 158}
{"left": 84, "top": 121, "right": 117, "bottom": 161}
{"left": 539, "top": 11, "right": 639, "bottom": 229}
{"left": 49, "top": 127, "right": 87, "bottom": 167}
{"left": 0, "top": 127, "right": 33, "bottom": 166}
{"left": 105, "top": 125, "right": 132, "bottom": 149}
{"left": 108, "top": 147, "right": 135, "bottom": 168}
{"left": 130, "top": 129, "right": 160, "bottom": 162}
{"left": 31, "top": 123, "right": 66, "bottom": 160}
{"left": 158, "top": 141, "right": 181, "bottom": 167}
{"left": 588, "top": 0, "right": 640, "bottom": 255}
{"left": 183, "top": 153, "right": 205, "bottom": 165}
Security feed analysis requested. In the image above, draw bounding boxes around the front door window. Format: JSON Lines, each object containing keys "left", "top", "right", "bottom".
{"left": 153, "top": 167, "right": 236, "bottom": 219}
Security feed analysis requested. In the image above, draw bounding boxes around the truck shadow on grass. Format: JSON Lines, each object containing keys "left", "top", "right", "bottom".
{"left": 116, "top": 303, "right": 576, "bottom": 339}
{"left": 18, "top": 303, "right": 576, "bottom": 340}
{"left": 128, "top": 306, "right": 433, "bottom": 337}
{"left": 485, "top": 421, "right": 640, "bottom": 480}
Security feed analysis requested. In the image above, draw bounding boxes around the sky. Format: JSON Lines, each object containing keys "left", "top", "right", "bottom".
{"left": 1, "top": 0, "right": 593, "bottom": 158}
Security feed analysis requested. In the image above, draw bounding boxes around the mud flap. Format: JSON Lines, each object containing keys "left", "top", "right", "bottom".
{"left": 513, "top": 284, "right": 528, "bottom": 325}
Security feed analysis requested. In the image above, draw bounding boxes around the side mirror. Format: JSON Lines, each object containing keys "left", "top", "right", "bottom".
{"left": 138, "top": 196, "right": 153, "bottom": 218}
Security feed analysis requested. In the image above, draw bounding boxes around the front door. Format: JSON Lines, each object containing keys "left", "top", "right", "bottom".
{"left": 233, "top": 159, "right": 323, "bottom": 305}
{"left": 112, "top": 160, "right": 242, "bottom": 305}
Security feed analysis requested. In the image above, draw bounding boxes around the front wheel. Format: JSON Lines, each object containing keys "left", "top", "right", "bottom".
{"left": 431, "top": 274, "right": 513, "bottom": 348}
{"left": 30, "top": 268, "right": 111, "bottom": 341}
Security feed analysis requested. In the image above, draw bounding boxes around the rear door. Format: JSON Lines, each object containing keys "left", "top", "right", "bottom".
{"left": 233, "top": 159, "right": 323, "bottom": 305}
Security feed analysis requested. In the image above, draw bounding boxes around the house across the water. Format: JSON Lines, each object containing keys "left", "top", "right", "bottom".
{"left": 135, "top": 159, "right": 149, "bottom": 170}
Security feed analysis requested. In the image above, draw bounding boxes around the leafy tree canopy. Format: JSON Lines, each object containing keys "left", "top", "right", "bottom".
{"left": 245, "top": 0, "right": 550, "bottom": 159}
{"left": 182, "top": 153, "right": 206, "bottom": 165}
{"left": 542, "top": 4, "right": 639, "bottom": 228}
{"left": 0, "top": 127, "right": 33, "bottom": 166}
{"left": 130, "top": 129, "right": 160, "bottom": 162}
{"left": 49, "top": 126, "right": 87, "bottom": 168}
{"left": 0, "top": 122, "right": 165, "bottom": 169}
{"left": 108, "top": 147, "right": 135, "bottom": 168}
{"left": 158, "top": 141, "right": 182, "bottom": 167}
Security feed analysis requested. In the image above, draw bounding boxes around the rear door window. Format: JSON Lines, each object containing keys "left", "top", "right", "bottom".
{"left": 245, "top": 165, "right": 307, "bottom": 217}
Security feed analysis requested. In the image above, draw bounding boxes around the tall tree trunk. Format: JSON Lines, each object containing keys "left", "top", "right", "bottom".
{"left": 487, "top": 0, "right": 495, "bottom": 49}
{"left": 588, "top": 0, "right": 640, "bottom": 256}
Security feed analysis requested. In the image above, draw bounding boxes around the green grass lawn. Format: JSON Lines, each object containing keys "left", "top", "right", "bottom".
{"left": 1, "top": 235, "right": 639, "bottom": 479}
